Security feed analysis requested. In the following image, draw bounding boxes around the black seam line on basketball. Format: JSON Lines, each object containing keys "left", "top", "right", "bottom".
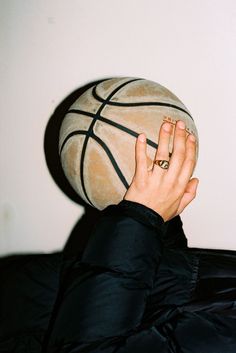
{"left": 61, "top": 129, "right": 171, "bottom": 187}
{"left": 60, "top": 114, "right": 158, "bottom": 156}
{"left": 60, "top": 127, "right": 157, "bottom": 155}
{"left": 92, "top": 132, "right": 130, "bottom": 189}
{"left": 60, "top": 130, "right": 130, "bottom": 190}
{"left": 92, "top": 86, "right": 193, "bottom": 120}
{"left": 79, "top": 132, "right": 94, "bottom": 208}
{"left": 66, "top": 109, "right": 95, "bottom": 118}
{"left": 60, "top": 131, "right": 85, "bottom": 155}
{"left": 78, "top": 79, "right": 144, "bottom": 208}
{"left": 96, "top": 78, "right": 143, "bottom": 116}
{"left": 60, "top": 128, "right": 171, "bottom": 163}
{"left": 65, "top": 79, "right": 143, "bottom": 121}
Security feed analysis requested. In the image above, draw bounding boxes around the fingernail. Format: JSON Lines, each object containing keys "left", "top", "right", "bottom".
{"left": 178, "top": 120, "right": 185, "bottom": 129}
{"left": 139, "top": 133, "right": 146, "bottom": 142}
{"left": 163, "top": 123, "right": 171, "bottom": 132}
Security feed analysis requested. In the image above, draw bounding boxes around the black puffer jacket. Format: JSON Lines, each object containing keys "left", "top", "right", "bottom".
{"left": 1, "top": 200, "right": 236, "bottom": 352}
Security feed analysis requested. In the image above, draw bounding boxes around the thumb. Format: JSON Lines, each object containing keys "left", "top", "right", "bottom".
{"left": 176, "top": 178, "right": 199, "bottom": 215}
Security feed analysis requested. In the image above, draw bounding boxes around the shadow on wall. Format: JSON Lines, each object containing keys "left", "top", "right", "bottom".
{"left": 43, "top": 78, "right": 111, "bottom": 259}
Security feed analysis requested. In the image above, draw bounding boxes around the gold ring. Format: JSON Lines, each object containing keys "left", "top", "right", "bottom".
{"left": 153, "top": 159, "right": 170, "bottom": 170}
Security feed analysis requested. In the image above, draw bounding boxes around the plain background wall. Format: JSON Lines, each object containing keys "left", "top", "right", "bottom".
{"left": 1, "top": 0, "right": 236, "bottom": 255}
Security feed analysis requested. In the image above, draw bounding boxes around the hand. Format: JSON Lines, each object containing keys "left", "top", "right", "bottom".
{"left": 123, "top": 120, "right": 199, "bottom": 222}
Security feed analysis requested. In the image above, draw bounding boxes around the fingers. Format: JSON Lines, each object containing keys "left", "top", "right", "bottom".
{"left": 166, "top": 120, "right": 188, "bottom": 180}
{"left": 134, "top": 133, "right": 148, "bottom": 183}
{"left": 134, "top": 120, "right": 197, "bottom": 194}
{"left": 153, "top": 122, "right": 173, "bottom": 173}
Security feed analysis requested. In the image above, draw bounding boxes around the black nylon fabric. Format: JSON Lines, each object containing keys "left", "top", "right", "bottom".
{"left": 0, "top": 200, "right": 236, "bottom": 352}
{"left": 0, "top": 252, "right": 62, "bottom": 352}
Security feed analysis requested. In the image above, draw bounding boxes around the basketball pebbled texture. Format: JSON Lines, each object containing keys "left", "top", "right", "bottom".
{"left": 59, "top": 77, "right": 199, "bottom": 210}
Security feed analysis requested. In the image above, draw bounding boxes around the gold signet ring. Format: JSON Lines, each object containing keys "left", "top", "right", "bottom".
{"left": 153, "top": 160, "right": 170, "bottom": 170}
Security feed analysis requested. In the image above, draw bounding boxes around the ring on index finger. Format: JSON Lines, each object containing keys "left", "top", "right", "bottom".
{"left": 153, "top": 159, "right": 170, "bottom": 170}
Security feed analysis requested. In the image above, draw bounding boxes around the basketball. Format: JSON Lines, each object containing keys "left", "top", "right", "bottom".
{"left": 59, "top": 77, "right": 199, "bottom": 210}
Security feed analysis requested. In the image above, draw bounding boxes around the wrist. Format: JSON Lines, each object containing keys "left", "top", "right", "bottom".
{"left": 123, "top": 196, "right": 167, "bottom": 222}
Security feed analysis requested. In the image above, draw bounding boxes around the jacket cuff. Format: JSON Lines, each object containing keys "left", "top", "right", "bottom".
{"left": 107, "top": 200, "right": 187, "bottom": 248}
{"left": 102, "top": 199, "right": 165, "bottom": 231}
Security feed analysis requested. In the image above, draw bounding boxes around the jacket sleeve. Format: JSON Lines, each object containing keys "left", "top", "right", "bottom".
{"left": 45, "top": 200, "right": 169, "bottom": 353}
{"left": 162, "top": 214, "right": 188, "bottom": 249}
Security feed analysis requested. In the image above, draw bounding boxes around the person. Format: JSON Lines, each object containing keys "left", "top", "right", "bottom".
{"left": 1, "top": 120, "right": 236, "bottom": 353}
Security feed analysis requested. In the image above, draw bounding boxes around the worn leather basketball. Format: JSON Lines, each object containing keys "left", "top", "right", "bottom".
{"left": 59, "top": 77, "right": 198, "bottom": 210}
